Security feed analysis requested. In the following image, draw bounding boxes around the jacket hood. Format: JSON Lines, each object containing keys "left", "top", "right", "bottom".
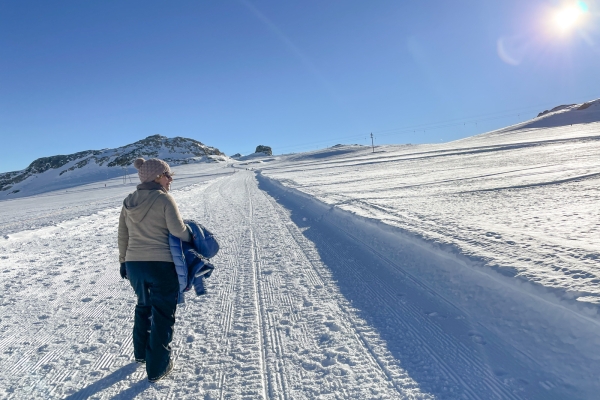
{"left": 123, "top": 187, "right": 166, "bottom": 223}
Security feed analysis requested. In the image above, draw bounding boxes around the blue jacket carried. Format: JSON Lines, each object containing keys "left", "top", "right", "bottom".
{"left": 169, "top": 220, "right": 219, "bottom": 304}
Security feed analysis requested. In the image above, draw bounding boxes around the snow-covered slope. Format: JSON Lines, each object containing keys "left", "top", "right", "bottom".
{"left": 2, "top": 102, "right": 600, "bottom": 399}
{"left": 257, "top": 116, "right": 600, "bottom": 310}
{"left": 506, "top": 98, "right": 600, "bottom": 130}
{"left": 2, "top": 160, "right": 599, "bottom": 399}
{"left": 235, "top": 152, "right": 278, "bottom": 165}
{"left": 0, "top": 135, "right": 225, "bottom": 199}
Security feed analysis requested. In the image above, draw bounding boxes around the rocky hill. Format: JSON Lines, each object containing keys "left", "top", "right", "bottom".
{"left": 522, "top": 98, "right": 600, "bottom": 129}
{"left": 1, "top": 135, "right": 224, "bottom": 197}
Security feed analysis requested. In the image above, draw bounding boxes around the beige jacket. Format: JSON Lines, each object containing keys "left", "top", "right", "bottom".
{"left": 118, "top": 184, "right": 191, "bottom": 263}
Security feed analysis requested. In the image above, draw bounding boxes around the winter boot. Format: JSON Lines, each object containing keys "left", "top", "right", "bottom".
{"left": 148, "top": 359, "right": 174, "bottom": 383}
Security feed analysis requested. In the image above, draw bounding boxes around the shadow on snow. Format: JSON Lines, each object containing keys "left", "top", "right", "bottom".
{"left": 257, "top": 173, "right": 575, "bottom": 400}
{"left": 63, "top": 363, "right": 148, "bottom": 400}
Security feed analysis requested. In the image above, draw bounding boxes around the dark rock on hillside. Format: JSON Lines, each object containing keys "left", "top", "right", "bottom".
{"left": 537, "top": 104, "right": 576, "bottom": 117}
{"left": 0, "top": 150, "right": 100, "bottom": 191}
{"left": 255, "top": 145, "right": 272, "bottom": 156}
{"left": 1, "top": 134, "right": 223, "bottom": 193}
{"left": 577, "top": 99, "right": 600, "bottom": 110}
{"left": 106, "top": 135, "right": 222, "bottom": 168}
{"left": 534, "top": 99, "right": 600, "bottom": 118}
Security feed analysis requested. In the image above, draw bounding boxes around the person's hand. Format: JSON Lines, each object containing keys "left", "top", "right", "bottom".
{"left": 120, "top": 263, "right": 128, "bottom": 279}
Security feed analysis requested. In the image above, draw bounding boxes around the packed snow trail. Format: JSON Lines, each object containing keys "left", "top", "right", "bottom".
{"left": 0, "top": 170, "right": 423, "bottom": 399}
{"left": 0, "top": 169, "right": 596, "bottom": 398}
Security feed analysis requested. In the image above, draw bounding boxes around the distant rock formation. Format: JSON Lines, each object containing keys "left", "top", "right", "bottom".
{"left": 1, "top": 134, "right": 223, "bottom": 196}
{"left": 537, "top": 104, "right": 576, "bottom": 118}
{"left": 255, "top": 145, "right": 272, "bottom": 156}
{"left": 508, "top": 98, "right": 600, "bottom": 131}
{"left": 577, "top": 100, "right": 599, "bottom": 110}
{"left": 231, "top": 153, "right": 242, "bottom": 158}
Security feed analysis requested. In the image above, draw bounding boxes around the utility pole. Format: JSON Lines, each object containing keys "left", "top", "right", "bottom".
{"left": 370, "top": 132, "right": 374, "bottom": 153}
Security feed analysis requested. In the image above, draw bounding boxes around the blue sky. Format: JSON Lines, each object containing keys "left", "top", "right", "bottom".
{"left": 1, "top": 0, "right": 599, "bottom": 172}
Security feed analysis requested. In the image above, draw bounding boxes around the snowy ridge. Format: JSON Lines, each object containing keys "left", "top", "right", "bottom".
{"left": 257, "top": 172, "right": 600, "bottom": 399}
{"left": 0, "top": 134, "right": 224, "bottom": 199}
{"left": 509, "top": 98, "right": 600, "bottom": 131}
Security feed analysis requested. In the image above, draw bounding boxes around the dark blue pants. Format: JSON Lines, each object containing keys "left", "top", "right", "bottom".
{"left": 126, "top": 261, "right": 179, "bottom": 380}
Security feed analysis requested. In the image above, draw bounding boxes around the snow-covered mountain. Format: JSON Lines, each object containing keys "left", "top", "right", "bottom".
{"left": 0, "top": 135, "right": 225, "bottom": 198}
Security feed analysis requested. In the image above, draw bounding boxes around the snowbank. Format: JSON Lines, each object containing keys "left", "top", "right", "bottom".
{"left": 257, "top": 172, "right": 600, "bottom": 398}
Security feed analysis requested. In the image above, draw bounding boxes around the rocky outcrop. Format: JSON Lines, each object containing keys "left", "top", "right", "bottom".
{"left": 1, "top": 135, "right": 223, "bottom": 194}
{"left": 537, "top": 104, "right": 575, "bottom": 118}
{"left": 255, "top": 145, "right": 272, "bottom": 156}
{"left": 577, "top": 99, "right": 600, "bottom": 110}
{"left": 105, "top": 135, "right": 222, "bottom": 168}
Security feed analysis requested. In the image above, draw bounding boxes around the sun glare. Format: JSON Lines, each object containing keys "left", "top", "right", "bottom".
{"left": 552, "top": 2, "right": 588, "bottom": 33}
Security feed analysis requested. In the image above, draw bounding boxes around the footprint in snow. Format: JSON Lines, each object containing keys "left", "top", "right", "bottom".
{"left": 468, "top": 331, "right": 486, "bottom": 345}
{"left": 302, "top": 361, "right": 318, "bottom": 371}
{"left": 321, "top": 356, "right": 337, "bottom": 367}
{"left": 325, "top": 321, "right": 342, "bottom": 332}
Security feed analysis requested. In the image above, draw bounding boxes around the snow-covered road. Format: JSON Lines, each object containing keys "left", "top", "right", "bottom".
{"left": 1, "top": 168, "right": 598, "bottom": 399}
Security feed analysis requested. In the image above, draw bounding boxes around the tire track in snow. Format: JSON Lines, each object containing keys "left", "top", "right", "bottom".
{"left": 246, "top": 177, "right": 270, "bottom": 399}
{"left": 249, "top": 228, "right": 270, "bottom": 400}
{"left": 245, "top": 175, "right": 289, "bottom": 400}
{"left": 183, "top": 171, "right": 423, "bottom": 399}
{"left": 174, "top": 174, "right": 270, "bottom": 399}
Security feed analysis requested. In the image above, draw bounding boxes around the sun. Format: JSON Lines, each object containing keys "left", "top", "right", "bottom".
{"left": 552, "top": 2, "right": 588, "bottom": 33}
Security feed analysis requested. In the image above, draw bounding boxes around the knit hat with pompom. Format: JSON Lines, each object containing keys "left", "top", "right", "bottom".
{"left": 133, "top": 158, "right": 171, "bottom": 183}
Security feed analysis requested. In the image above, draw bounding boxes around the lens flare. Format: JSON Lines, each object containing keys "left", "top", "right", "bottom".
{"left": 577, "top": 0, "right": 589, "bottom": 12}
{"left": 552, "top": 2, "right": 588, "bottom": 33}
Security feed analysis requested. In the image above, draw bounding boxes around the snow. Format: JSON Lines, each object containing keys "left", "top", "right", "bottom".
{"left": 259, "top": 121, "right": 600, "bottom": 309}
{"left": 522, "top": 98, "right": 600, "bottom": 129}
{"left": 1, "top": 113, "right": 599, "bottom": 398}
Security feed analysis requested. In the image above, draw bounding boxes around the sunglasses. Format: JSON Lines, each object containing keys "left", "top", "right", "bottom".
{"left": 158, "top": 171, "right": 174, "bottom": 179}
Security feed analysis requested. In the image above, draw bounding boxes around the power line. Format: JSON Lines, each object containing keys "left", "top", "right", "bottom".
{"left": 263, "top": 103, "right": 558, "bottom": 153}
{"left": 234, "top": 95, "right": 599, "bottom": 155}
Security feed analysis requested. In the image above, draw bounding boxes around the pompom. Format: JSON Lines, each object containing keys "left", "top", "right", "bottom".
{"left": 133, "top": 158, "right": 145, "bottom": 170}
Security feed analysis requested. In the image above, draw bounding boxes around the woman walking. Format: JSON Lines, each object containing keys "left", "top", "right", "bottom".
{"left": 118, "top": 157, "right": 190, "bottom": 382}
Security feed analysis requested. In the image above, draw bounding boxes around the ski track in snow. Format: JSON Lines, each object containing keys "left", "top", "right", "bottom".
{"left": 0, "top": 170, "right": 428, "bottom": 399}
{"left": 1, "top": 129, "right": 599, "bottom": 399}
